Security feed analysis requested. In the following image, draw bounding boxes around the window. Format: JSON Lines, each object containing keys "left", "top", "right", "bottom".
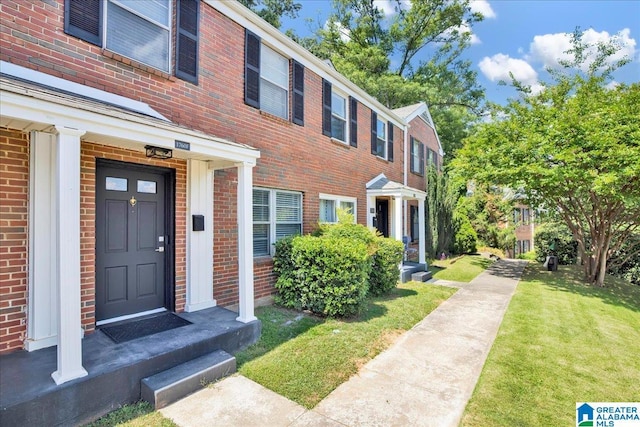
{"left": 331, "top": 92, "right": 347, "bottom": 142}
{"left": 245, "top": 30, "right": 303, "bottom": 123}
{"left": 64, "top": 0, "right": 199, "bottom": 82}
{"left": 370, "top": 112, "right": 393, "bottom": 161}
{"left": 260, "top": 45, "right": 289, "bottom": 119}
{"left": 410, "top": 137, "right": 425, "bottom": 175}
{"left": 253, "top": 189, "right": 302, "bottom": 256}
{"left": 319, "top": 194, "right": 357, "bottom": 223}
{"left": 522, "top": 208, "right": 530, "bottom": 225}
{"left": 322, "top": 80, "right": 357, "bottom": 146}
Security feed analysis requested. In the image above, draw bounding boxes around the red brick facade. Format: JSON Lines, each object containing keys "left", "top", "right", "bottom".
{"left": 0, "top": 0, "right": 443, "bottom": 352}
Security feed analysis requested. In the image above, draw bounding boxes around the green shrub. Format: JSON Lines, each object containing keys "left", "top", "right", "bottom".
{"left": 274, "top": 236, "right": 370, "bottom": 317}
{"left": 369, "top": 237, "right": 404, "bottom": 296}
{"left": 453, "top": 213, "right": 477, "bottom": 254}
{"left": 516, "top": 250, "right": 538, "bottom": 261}
{"left": 534, "top": 222, "right": 577, "bottom": 265}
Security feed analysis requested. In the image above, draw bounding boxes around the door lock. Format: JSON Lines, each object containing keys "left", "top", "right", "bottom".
{"left": 155, "top": 247, "right": 165, "bottom": 252}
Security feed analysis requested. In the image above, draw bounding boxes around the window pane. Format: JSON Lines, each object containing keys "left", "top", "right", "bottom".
{"left": 253, "top": 224, "right": 270, "bottom": 256}
{"left": 276, "top": 224, "right": 301, "bottom": 241}
{"left": 260, "top": 45, "right": 288, "bottom": 88}
{"left": 377, "top": 137, "right": 385, "bottom": 157}
{"left": 106, "top": 177, "right": 127, "bottom": 191}
{"left": 113, "top": 0, "right": 170, "bottom": 26}
{"left": 320, "top": 199, "right": 336, "bottom": 222}
{"left": 107, "top": 1, "right": 169, "bottom": 71}
{"left": 253, "top": 189, "right": 270, "bottom": 222}
{"left": 260, "top": 79, "right": 288, "bottom": 119}
{"left": 276, "top": 192, "right": 301, "bottom": 222}
{"left": 137, "top": 180, "right": 156, "bottom": 193}
{"left": 331, "top": 116, "right": 346, "bottom": 142}
{"left": 340, "top": 201, "right": 354, "bottom": 214}
{"left": 331, "top": 93, "right": 345, "bottom": 118}
{"left": 377, "top": 119, "right": 385, "bottom": 137}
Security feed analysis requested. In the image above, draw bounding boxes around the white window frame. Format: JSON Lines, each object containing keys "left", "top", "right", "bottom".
{"left": 253, "top": 188, "right": 302, "bottom": 257}
{"left": 331, "top": 90, "right": 348, "bottom": 144}
{"left": 260, "top": 44, "right": 289, "bottom": 120}
{"left": 319, "top": 193, "right": 357, "bottom": 223}
{"left": 103, "top": 0, "right": 172, "bottom": 73}
{"left": 376, "top": 118, "right": 387, "bottom": 159}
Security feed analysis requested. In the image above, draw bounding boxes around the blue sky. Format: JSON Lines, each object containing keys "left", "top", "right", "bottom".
{"left": 281, "top": 0, "right": 640, "bottom": 105}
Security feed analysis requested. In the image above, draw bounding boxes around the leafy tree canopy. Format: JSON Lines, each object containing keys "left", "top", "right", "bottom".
{"left": 453, "top": 30, "right": 640, "bottom": 286}
{"left": 238, "top": 0, "right": 301, "bottom": 29}
{"left": 295, "top": 0, "right": 487, "bottom": 159}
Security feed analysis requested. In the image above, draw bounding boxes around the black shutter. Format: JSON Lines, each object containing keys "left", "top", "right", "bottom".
{"left": 349, "top": 97, "right": 358, "bottom": 147}
{"left": 387, "top": 121, "right": 394, "bottom": 162}
{"left": 322, "top": 79, "right": 332, "bottom": 136}
{"left": 292, "top": 60, "right": 304, "bottom": 126}
{"left": 245, "top": 30, "right": 261, "bottom": 108}
{"left": 410, "top": 136, "right": 415, "bottom": 172}
{"left": 176, "top": 0, "right": 199, "bottom": 84}
{"left": 64, "top": 0, "right": 102, "bottom": 46}
{"left": 371, "top": 111, "right": 378, "bottom": 155}
{"left": 420, "top": 144, "right": 425, "bottom": 175}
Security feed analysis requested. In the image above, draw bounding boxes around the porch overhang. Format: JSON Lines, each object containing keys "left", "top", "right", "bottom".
{"left": 0, "top": 63, "right": 260, "bottom": 384}
{"left": 366, "top": 174, "right": 427, "bottom": 265}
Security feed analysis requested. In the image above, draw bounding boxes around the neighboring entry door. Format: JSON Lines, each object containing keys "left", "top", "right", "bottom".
{"left": 376, "top": 199, "right": 389, "bottom": 238}
{"left": 96, "top": 163, "right": 167, "bottom": 322}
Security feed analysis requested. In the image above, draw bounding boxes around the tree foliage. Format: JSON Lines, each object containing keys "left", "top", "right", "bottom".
{"left": 238, "top": 0, "right": 301, "bottom": 28}
{"left": 453, "top": 31, "right": 640, "bottom": 286}
{"left": 425, "top": 166, "right": 457, "bottom": 257}
{"left": 297, "top": 0, "right": 486, "bottom": 159}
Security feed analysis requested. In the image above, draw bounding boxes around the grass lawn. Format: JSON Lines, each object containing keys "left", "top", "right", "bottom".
{"left": 236, "top": 281, "right": 456, "bottom": 408}
{"left": 462, "top": 263, "right": 640, "bottom": 426}
{"left": 86, "top": 402, "right": 176, "bottom": 427}
{"left": 430, "top": 254, "right": 494, "bottom": 282}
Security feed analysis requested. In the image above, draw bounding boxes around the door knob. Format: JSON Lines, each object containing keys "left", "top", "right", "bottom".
{"left": 155, "top": 247, "right": 165, "bottom": 252}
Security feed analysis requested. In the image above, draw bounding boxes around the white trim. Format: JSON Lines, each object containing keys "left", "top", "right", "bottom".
{"left": 96, "top": 308, "right": 167, "bottom": 326}
{"left": 319, "top": 193, "right": 357, "bottom": 223}
{"left": 237, "top": 162, "right": 257, "bottom": 323}
{"left": 0, "top": 61, "right": 168, "bottom": 121}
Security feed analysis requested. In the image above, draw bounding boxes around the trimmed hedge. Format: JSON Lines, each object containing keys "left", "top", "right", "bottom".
{"left": 369, "top": 237, "right": 404, "bottom": 296}
{"left": 274, "top": 236, "right": 370, "bottom": 317}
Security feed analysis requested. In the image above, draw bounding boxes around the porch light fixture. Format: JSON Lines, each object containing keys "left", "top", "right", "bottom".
{"left": 145, "top": 145, "right": 173, "bottom": 159}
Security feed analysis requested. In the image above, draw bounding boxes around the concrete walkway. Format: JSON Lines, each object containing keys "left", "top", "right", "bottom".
{"left": 160, "top": 259, "right": 528, "bottom": 427}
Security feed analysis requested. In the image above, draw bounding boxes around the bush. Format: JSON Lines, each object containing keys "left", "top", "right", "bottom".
{"left": 273, "top": 236, "right": 370, "bottom": 317}
{"left": 608, "top": 233, "right": 640, "bottom": 285}
{"left": 369, "top": 237, "right": 404, "bottom": 296}
{"left": 516, "top": 250, "right": 538, "bottom": 261}
{"left": 534, "top": 222, "right": 577, "bottom": 265}
{"left": 453, "top": 213, "right": 477, "bottom": 254}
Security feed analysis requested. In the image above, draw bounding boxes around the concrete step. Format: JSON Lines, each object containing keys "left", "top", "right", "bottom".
{"left": 141, "top": 349, "right": 236, "bottom": 409}
{"left": 411, "top": 270, "right": 433, "bottom": 282}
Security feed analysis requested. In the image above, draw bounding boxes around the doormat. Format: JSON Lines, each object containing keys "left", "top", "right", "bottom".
{"left": 100, "top": 313, "right": 192, "bottom": 344}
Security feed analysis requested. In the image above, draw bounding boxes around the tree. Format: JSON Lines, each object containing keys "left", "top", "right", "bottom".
{"left": 453, "top": 31, "right": 640, "bottom": 286}
{"left": 425, "top": 166, "right": 458, "bottom": 258}
{"left": 238, "top": 0, "right": 301, "bottom": 29}
{"left": 298, "top": 0, "right": 485, "bottom": 160}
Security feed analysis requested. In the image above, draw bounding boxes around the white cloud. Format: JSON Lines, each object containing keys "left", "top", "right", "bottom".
{"left": 479, "top": 53, "right": 538, "bottom": 85}
{"left": 470, "top": 0, "right": 496, "bottom": 19}
{"left": 527, "top": 28, "right": 637, "bottom": 72}
{"left": 373, "top": 0, "right": 410, "bottom": 16}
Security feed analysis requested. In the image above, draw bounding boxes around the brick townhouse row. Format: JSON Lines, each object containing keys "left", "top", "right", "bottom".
{"left": 0, "top": 0, "right": 443, "bottom": 381}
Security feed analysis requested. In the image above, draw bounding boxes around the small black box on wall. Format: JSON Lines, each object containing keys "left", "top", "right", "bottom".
{"left": 192, "top": 215, "right": 205, "bottom": 231}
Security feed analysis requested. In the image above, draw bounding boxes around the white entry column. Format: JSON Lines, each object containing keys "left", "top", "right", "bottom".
{"left": 185, "top": 159, "right": 216, "bottom": 312}
{"left": 51, "top": 126, "right": 87, "bottom": 385}
{"left": 418, "top": 198, "right": 426, "bottom": 265}
{"left": 393, "top": 195, "right": 403, "bottom": 241}
{"left": 26, "top": 131, "right": 58, "bottom": 351}
{"left": 235, "top": 162, "right": 257, "bottom": 323}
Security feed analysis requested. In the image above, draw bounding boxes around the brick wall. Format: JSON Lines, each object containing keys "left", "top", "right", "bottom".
{"left": 0, "top": 129, "right": 29, "bottom": 353}
{"left": 0, "top": 0, "right": 439, "bottom": 348}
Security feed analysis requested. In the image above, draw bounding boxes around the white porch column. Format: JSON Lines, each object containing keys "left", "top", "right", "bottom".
{"left": 418, "top": 198, "right": 426, "bottom": 265}
{"left": 26, "top": 132, "right": 58, "bottom": 351}
{"left": 51, "top": 126, "right": 87, "bottom": 385}
{"left": 185, "top": 159, "right": 216, "bottom": 312}
{"left": 392, "top": 195, "right": 403, "bottom": 241}
{"left": 236, "top": 162, "right": 257, "bottom": 323}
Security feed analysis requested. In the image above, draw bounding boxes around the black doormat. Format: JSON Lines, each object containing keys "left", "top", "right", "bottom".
{"left": 100, "top": 313, "right": 192, "bottom": 344}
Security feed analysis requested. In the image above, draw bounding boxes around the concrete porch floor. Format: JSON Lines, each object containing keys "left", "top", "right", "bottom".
{"left": 0, "top": 306, "right": 261, "bottom": 426}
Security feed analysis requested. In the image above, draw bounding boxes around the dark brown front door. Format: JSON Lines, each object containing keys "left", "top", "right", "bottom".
{"left": 376, "top": 199, "right": 389, "bottom": 238}
{"left": 96, "top": 161, "right": 168, "bottom": 322}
